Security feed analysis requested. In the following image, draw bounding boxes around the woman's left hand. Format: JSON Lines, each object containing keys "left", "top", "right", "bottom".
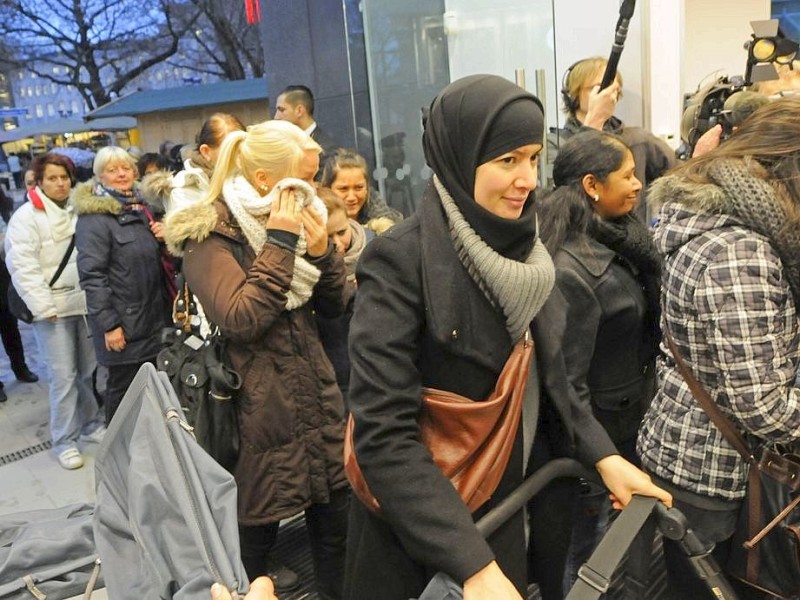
{"left": 595, "top": 454, "right": 673, "bottom": 510}
{"left": 150, "top": 221, "right": 165, "bottom": 241}
{"left": 301, "top": 206, "right": 329, "bottom": 258}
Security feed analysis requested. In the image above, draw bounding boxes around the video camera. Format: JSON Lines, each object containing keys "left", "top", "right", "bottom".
{"left": 677, "top": 19, "right": 798, "bottom": 159}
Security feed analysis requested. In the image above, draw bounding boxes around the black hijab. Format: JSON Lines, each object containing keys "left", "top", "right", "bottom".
{"left": 422, "top": 74, "right": 545, "bottom": 260}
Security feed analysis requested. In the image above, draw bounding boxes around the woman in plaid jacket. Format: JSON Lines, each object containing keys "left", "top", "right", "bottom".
{"left": 638, "top": 97, "right": 800, "bottom": 599}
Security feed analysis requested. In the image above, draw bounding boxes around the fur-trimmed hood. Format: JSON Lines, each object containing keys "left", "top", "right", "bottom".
{"left": 649, "top": 173, "right": 740, "bottom": 257}
{"left": 138, "top": 169, "right": 174, "bottom": 213}
{"left": 648, "top": 172, "right": 728, "bottom": 216}
{"left": 140, "top": 159, "right": 211, "bottom": 215}
{"left": 163, "top": 200, "right": 222, "bottom": 257}
{"left": 72, "top": 179, "right": 156, "bottom": 217}
{"left": 72, "top": 180, "right": 125, "bottom": 216}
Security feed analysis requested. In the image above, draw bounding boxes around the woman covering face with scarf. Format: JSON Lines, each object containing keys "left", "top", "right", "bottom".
{"left": 164, "top": 119, "right": 349, "bottom": 600}
{"left": 343, "top": 75, "right": 670, "bottom": 600}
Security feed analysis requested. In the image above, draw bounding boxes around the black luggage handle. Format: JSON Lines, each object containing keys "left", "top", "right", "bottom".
{"left": 418, "top": 458, "right": 741, "bottom": 600}
{"left": 417, "top": 459, "right": 599, "bottom": 600}
{"left": 476, "top": 458, "right": 598, "bottom": 537}
{"left": 567, "top": 495, "right": 741, "bottom": 600}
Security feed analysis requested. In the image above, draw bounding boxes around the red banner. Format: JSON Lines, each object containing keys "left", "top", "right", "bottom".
{"left": 245, "top": 0, "right": 261, "bottom": 24}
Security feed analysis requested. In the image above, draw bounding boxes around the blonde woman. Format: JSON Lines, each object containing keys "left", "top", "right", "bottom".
{"left": 164, "top": 120, "right": 348, "bottom": 600}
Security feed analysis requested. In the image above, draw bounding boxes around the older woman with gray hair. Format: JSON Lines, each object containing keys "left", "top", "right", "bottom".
{"left": 73, "top": 146, "right": 172, "bottom": 424}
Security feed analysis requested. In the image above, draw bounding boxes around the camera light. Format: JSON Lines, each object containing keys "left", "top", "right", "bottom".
{"left": 752, "top": 38, "right": 776, "bottom": 61}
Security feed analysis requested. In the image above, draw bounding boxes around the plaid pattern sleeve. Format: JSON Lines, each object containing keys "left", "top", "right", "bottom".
{"left": 639, "top": 223, "right": 800, "bottom": 500}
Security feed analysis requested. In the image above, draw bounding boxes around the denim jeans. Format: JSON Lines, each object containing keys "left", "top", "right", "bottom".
{"left": 33, "top": 316, "right": 103, "bottom": 455}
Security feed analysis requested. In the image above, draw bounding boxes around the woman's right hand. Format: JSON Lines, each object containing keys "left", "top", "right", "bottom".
{"left": 463, "top": 561, "right": 523, "bottom": 600}
{"left": 104, "top": 327, "right": 127, "bottom": 352}
{"left": 266, "top": 188, "right": 302, "bottom": 236}
{"left": 211, "top": 578, "right": 276, "bottom": 600}
{"left": 584, "top": 82, "right": 621, "bottom": 130}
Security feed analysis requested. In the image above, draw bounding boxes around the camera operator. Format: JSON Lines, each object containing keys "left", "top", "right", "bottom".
{"left": 690, "top": 90, "right": 770, "bottom": 158}
{"left": 559, "top": 57, "right": 676, "bottom": 222}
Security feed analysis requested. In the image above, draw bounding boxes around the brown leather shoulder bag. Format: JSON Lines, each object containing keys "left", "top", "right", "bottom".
{"left": 344, "top": 333, "right": 534, "bottom": 514}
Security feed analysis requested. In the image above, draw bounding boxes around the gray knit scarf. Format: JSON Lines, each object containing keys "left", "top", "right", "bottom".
{"left": 434, "top": 175, "right": 555, "bottom": 341}
{"left": 708, "top": 159, "right": 800, "bottom": 309}
{"left": 343, "top": 219, "right": 367, "bottom": 281}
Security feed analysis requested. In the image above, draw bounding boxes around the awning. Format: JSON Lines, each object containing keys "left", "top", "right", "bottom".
{"left": 0, "top": 116, "right": 137, "bottom": 144}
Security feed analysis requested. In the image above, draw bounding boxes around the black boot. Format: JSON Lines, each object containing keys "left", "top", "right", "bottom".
{"left": 13, "top": 364, "right": 38, "bottom": 383}
{"left": 265, "top": 558, "right": 301, "bottom": 594}
{"left": 0, "top": 381, "right": 6, "bottom": 402}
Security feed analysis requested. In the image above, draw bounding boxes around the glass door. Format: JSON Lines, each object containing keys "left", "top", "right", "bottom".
{"left": 357, "top": 0, "right": 558, "bottom": 215}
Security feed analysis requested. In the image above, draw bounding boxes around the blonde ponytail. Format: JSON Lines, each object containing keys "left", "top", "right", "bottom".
{"left": 201, "top": 120, "right": 320, "bottom": 205}
{"left": 202, "top": 130, "right": 247, "bottom": 205}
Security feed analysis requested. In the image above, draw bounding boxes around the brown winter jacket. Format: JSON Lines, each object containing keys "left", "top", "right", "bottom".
{"left": 164, "top": 199, "right": 348, "bottom": 524}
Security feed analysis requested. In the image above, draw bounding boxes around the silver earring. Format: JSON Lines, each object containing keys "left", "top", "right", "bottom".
{"left": 260, "top": 184, "right": 270, "bottom": 193}
{"left": 593, "top": 194, "right": 599, "bottom": 203}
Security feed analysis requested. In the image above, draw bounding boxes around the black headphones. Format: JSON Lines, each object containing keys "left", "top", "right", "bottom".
{"left": 560, "top": 61, "right": 582, "bottom": 114}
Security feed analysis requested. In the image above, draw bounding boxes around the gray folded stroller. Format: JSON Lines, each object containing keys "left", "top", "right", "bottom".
{"left": 93, "top": 362, "right": 249, "bottom": 599}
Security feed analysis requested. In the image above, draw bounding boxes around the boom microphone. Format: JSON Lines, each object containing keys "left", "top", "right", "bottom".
{"left": 599, "top": 0, "right": 637, "bottom": 90}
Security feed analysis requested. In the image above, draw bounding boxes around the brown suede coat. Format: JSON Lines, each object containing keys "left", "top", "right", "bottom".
{"left": 165, "top": 199, "right": 348, "bottom": 524}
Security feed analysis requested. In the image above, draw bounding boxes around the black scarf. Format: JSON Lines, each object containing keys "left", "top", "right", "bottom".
{"left": 589, "top": 214, "right": 661, "bottom": 277}
{"left": 590, "top": 214, "right": 662, "bottom": 351}
{"left": 422, "top": 74, "right": 545, "bottom": 261}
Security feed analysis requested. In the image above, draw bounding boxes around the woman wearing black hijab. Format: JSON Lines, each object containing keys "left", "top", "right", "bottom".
{"left": 343, "top": 75, "right": 670, "bottom": 600}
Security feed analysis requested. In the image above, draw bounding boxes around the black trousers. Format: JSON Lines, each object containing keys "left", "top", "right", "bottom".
{"left": 0, "top": 308, "right": 27, "bottom": 376}
{"left": 527, "top": 428, "right": 581, "bottom": 600}
{"left": 240, "top": 487, "right": 350, "bottom": 600}
{"left": 104, "top": 362, "right": 145, "bottom": 425}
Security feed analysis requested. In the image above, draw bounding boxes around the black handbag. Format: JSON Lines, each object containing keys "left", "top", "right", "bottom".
{"left": 157, "top": 281, "right": 242, "bottom": 472}
{"left": 7, "top": 236, "right": 75, "bottom": 324}
{"left": 664, "top": 327, "right": 800, "bottom": 599}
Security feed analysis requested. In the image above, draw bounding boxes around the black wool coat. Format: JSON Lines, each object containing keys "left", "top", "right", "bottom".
{"left": 343, "top": 184, "right": 617, "bottom": 600}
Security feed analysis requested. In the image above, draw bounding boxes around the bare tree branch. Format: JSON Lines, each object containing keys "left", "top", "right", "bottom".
{"left": 0, "top": 0, "right": 202, "bottom": 109}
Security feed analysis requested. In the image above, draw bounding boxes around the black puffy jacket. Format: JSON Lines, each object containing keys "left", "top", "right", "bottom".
{"left": 73, "top": 181, "right": 171, "bottom": 366}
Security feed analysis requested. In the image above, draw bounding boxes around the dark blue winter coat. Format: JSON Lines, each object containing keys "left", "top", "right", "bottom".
{"left": 73, "top": 181, "right": 171, "bottom": 366}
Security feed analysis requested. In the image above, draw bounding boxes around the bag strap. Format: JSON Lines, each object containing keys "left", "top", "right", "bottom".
{"left": 48, "top": 236, "right": 75, "bottom": 288}
{"left": 662, "top": 321, "right": 764, "bottom": 583}
{"left": 566, "top": 495, "right": 660, "bottom": 600}
{"left": 662, "top": 324, "right": 755, "bottom": 464}
{"left": 175, "top": 237, "right": 249, "bottom": 336}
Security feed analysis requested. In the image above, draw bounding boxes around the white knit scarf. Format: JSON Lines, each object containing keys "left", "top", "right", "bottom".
{"left": 222, "top": 175, "right": 327, "bottom": 310}
{"left": 36, "top": 187, "right": 75, "bottom": 242}
{"left": 434, "top": 175, "right": 555, "bottom": 342}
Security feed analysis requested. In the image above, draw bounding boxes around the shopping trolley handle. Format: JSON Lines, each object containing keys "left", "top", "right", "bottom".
{"left": 655, "top": 503, "right": 713, "bottom": 556}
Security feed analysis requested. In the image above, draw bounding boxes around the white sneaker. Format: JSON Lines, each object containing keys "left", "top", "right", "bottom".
{"left": 79, "top": 426, "right": 106, "bottom": 444}
{"left": 58, "top": 447, "right": 84, "bottom": 470}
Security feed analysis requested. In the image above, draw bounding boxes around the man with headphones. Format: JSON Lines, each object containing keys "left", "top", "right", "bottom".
{"left": 559, "top": 57, "right": 676, "bottom": 222}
